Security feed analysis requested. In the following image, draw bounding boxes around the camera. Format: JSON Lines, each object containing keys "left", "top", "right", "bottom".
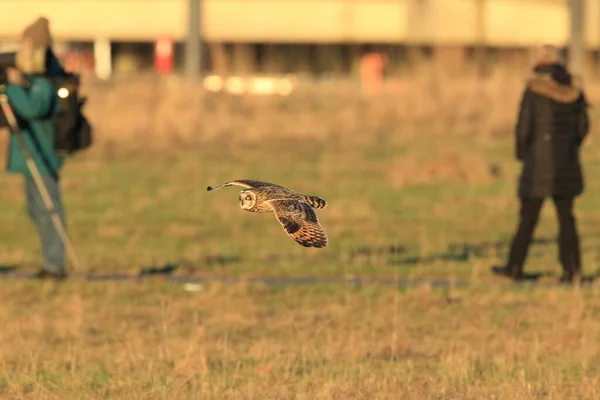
{"left": 0, "top": 52, "right": 17, "bottom": 128}
{"left": 0, "top": 51, "right": 17, "bottom": 85}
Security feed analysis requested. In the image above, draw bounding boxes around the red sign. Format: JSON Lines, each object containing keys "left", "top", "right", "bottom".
{"left": 154, "top": 36, "right": 174, "bottom": 76}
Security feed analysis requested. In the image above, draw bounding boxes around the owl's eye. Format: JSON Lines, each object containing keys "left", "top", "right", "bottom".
{"left": 246, "top": 196, "right": 251, "bottom": 201}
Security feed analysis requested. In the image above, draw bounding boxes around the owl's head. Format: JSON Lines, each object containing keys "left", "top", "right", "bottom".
{"left": 239, "top": 190, "right": 256, "bottom": 210}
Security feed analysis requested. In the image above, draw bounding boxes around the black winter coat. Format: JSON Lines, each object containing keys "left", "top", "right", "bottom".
{"left": 516, "top": 64, "right": 590, "bottom": 198}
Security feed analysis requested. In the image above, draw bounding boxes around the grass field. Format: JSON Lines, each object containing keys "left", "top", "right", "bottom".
{"left": 2, "top": 283, "right": 600, "bottom": 399}
{"left": 1, "top": 77, "right": 600, "bottom": 398}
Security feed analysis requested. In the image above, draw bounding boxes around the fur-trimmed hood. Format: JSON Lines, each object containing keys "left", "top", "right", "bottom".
{"left": 527, "top": 73, "right": 583, "bottom": 103}
{"left": 527, "top": 63, "right": 583, "bottom": 104}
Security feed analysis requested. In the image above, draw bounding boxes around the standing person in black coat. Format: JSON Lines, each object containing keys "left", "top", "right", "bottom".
{"left": 493, "top": 45, "right": 590, "bottom": 284}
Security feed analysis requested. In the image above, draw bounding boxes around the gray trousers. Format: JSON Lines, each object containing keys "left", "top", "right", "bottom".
{"left": 25, "top": 174, "right": 66, "bottom": 273}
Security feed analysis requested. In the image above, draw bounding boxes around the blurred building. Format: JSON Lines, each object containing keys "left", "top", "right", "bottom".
{"left": 1, "top": 0, "right": 598, "bottom": 80}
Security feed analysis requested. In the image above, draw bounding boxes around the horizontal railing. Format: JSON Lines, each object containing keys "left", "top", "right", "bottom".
{"left": 0, "top": 0, "right": 596, "bottom": 47}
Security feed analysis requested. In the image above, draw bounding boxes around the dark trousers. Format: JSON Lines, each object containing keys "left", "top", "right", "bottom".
{"left": 507, "top": 196, "right": 581, "bottom": 277}
{"left": 25, "top": 174, "right": 66, "bottom": 273}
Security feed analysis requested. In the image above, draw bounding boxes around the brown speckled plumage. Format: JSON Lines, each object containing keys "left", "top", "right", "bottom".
{"left": 207, "top": 180, "right": 328, "bottom": 248}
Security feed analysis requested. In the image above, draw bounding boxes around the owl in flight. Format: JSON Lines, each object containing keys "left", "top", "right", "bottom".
{"left": 207, "top": 179, "right": 328, "bottom": 248}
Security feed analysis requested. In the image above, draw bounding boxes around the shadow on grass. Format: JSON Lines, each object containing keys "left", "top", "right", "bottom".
{"left": 0, "top": 265, "right": 17, "bottom": 275}
{"left": 138, "top": 254, "right": 242, "bottom": 278}
{"left": 0, "top": 262, "right": 599, "bottom": 288}
{"left": 514, "top": 272, "right": 600, "bottom": 285}
{"left": 1, "top": 239, "right": 598, "bottom": 287}
{"left": 350, "top": 238, "right": 600, "bottom": 284}
{"left": 349, "top": 237, "right": 562, "bottom": 266}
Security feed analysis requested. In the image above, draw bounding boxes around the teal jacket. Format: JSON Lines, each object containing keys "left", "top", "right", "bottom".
{"left": 5, "top": 75, "right": 63, "bottom": 177}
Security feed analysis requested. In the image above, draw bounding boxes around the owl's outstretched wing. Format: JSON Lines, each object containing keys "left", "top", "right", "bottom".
{"left": 267, "top": 199, "right": 328, "bottom": 248}
{"left": 207, "top": 179, "right": 282, "bottom": 192}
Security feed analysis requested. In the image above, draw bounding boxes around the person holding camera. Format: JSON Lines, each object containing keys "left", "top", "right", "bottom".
{"left": 3, "top": 17, "right": 69, "bottom": 280}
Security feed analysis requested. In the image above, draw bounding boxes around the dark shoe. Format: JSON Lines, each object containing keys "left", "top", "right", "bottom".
{"left": 34, "top": 269, "right": 68, "bottom": 281}
{"left": 559, "top": 271, "right": 581, "bottom": 285}
{"left": 491, "top": 265, "right": 524, "bottom": 281}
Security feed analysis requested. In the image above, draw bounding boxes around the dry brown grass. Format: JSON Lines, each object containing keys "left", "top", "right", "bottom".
{"left": 2, "top": 68, "right": 600, "bottom": 274}
{"left": 1, "top": 281, "right": 600, "bottom": 399}
{"left": 387, "top": 149, "right": 495, "bottom": 186}
{"left": 81, "top": 69, "right": 600, "bottom": 148}
{"left": 1, "top": 67, "right": 600, "bottom": 398}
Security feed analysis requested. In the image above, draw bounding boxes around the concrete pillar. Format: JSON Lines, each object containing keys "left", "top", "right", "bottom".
{"left": 569, "top": 0, "right": 586, "bottom": 76}
{"left": 93, "top": 38, "right": 112, "bottom": 80}
{"left": 474, "top": 0, "right": 487, "bottom": 77}
{"left": 186, "top": 0, "right": 202, "bottom": 78}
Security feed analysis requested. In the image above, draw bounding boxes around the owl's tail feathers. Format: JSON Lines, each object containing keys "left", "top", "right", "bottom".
{"left": 304, "top": 195, "right": 328, "bottom": 209}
